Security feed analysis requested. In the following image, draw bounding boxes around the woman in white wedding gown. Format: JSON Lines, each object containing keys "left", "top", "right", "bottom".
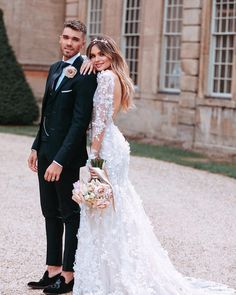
{"left": 72, "top": 36, "right": 235, "bottom": 295}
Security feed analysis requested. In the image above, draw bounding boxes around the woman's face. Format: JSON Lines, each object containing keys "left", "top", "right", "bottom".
{"left": 90, "top": 45, "right": 112, "bottom": 71}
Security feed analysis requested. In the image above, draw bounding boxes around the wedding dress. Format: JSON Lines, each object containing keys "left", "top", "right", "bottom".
{"left": 73, "top": 70, "right": 235, "bottom": 295}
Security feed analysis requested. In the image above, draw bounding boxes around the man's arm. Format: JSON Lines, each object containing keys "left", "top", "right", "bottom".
{"left": 31, "top": 131, "right": 40, "bottom": 151}
{"left": 53, "top": 74, "right": 97, "bottom": 166}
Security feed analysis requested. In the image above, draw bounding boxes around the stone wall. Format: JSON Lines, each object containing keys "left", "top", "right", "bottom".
{"left": 109, "top": 0, "right": 236, "bottom": 156}
{"left": 1, "top": 0, "right": 236, "bottom": 155}
{"left": 115, "top": 0, "right": 181, "bottom": 144}
{"left": 177, "top": 0, "right": 201, "bottom": 148}
{"left": 64, "top": 0, "right": 236, "bottom": 156}
{"left": 0, "top": 0, "right": 65, "bottom": 99}
{"left": 194, "top": 1, "right": 236, "bottom": 155}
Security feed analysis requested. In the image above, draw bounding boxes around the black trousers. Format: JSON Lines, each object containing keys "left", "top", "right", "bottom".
{"left": 37, "top": 142, "right": 80, "bottom": 271}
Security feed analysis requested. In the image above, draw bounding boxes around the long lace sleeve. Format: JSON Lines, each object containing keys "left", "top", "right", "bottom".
{"left": 91, "top": 71, "right": 114, "bottom": 150}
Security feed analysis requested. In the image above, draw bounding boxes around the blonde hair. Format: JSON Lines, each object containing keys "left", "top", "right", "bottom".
{"left": 86, "top": 35, "right": 134, "bottom": 111}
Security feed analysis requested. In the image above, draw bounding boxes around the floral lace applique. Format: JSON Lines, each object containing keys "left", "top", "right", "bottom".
{"left": 92, "top": 70, "right": 115, "bottom": 142}
{"left": 73, "top": 70, "right": 235, "bottom": 295}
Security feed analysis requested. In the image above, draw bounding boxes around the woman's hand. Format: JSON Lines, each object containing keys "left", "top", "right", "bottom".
{"left": 80, "top": 59, "right": 96, "bottom": 75}
{"left": 72, "top": 190, "right": 84, "bottom": 204}
{"left": 89, "top": 167, "right": 98, "bottom": 178}
{"left": 86, "top": 149, "right": 99, "bottom": 167}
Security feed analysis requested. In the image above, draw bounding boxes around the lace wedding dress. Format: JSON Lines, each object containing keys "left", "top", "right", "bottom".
{"left": 73, "top": 70, "right": 235, "bottom": 295}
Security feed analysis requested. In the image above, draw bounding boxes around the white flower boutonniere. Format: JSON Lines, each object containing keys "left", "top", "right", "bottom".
{"left": 64, "top": 65, "right": 77, "bottom": 78}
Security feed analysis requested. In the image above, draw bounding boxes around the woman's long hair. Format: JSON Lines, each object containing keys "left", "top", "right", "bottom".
{"left": 86, "top": 35, "right": 134, "bottom": 111}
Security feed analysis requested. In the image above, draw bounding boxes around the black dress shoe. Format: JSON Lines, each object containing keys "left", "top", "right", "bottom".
{"left": 43, "top": 276, "right": 74, "bottom": 294}
{"left": 27, "top": 271, "right": 61, "bottom": 289}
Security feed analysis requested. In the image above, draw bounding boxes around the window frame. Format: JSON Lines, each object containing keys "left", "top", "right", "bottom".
{"left": 208, "top": 0, "right": 236, "bottom": 99}
{"left": 159, "top": 0, "right": 183, "bottom": 94}
{"left": 87, "top": 0, "right": 103, "bottom": 42}
{"left": 121, "top": 0, "right": 141, "bottom": 86}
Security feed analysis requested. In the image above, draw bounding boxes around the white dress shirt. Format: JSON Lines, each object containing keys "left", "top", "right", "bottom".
{"left": 55, "top": 53, "right": 81, "bottom": 90}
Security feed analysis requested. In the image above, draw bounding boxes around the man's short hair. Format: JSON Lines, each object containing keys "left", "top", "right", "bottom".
{"left": 64, "top": 20, "right": 87, "bottom": 34}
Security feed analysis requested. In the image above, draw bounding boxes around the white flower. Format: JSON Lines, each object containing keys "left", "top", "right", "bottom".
{"left": 64, "top": 65, "right": 77, "bottom": 78}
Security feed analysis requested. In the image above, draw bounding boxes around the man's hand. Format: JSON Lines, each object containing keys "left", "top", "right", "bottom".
{"left": 28, "top": 150, "right": 38, "bottom": 172}
{"left": 44, "top": 162, "right": 63, "bottom": 182}
{"left": 80, "top": 59, "right": 96, "bottom": 75}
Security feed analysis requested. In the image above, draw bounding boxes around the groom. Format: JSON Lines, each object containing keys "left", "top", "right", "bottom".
{"left": 27, "top": 20, "right": 97, "bottom": 294}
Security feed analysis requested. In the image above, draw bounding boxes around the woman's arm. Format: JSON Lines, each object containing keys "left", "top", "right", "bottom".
{"left": 88, "top": 71, "right": 115, "bottom": 160}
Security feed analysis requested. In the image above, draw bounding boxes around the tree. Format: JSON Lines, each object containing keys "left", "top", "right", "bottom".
{"left": 0, "top": 9, "right": 39, "bottom": 124}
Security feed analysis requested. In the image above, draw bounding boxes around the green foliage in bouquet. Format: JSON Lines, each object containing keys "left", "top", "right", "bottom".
{"left": 90, "top": 158, "right": 105, "bottom": 169}
{"left": 0, "top": 9, "right": 39, "bottom": 124}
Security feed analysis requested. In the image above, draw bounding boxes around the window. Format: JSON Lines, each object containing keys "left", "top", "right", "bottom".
{"left": 160, "top": 0, "right": 183, "bottom": 93}
{"left": 122, "top": 0, "right": 141, "bottom": 85}
{"left": 209, "top": 0, "right": 236, "bottom": 98}
{"left": 87, "top": 0, "right": 103, "bottom": 41}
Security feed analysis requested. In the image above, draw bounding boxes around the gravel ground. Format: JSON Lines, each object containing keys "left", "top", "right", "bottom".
{"left": 0, "top": 133, "right": 235, "bottom": 295}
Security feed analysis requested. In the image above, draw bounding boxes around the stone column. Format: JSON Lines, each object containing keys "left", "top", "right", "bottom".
{"left": 178, "top": 0, "right": 202, "bottom": 148}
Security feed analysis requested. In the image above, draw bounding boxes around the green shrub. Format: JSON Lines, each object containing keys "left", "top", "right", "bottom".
{"left": 0, "top": 9, "right": 38, "bottom": 124}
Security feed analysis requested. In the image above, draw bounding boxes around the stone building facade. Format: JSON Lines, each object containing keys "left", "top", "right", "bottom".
{"left": 0, "top": 0, "right": 65, "bottom": 100}
{"left": 65, "top": 0, "right": 236, "bottom": 155}
{"left": 1, "top": 0, "right": 236, "bottom": 155}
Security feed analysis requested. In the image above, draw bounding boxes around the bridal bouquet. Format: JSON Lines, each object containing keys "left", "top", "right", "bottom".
{"left": 72, "top": 159, "right": 113, "bottom": 209}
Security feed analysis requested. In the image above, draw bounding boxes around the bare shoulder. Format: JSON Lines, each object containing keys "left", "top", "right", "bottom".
{"left": 108, "top": 72, "right": 122, "bottom": 110}
{"left": 112, "top": 73, "right": 121, "bottom": 95}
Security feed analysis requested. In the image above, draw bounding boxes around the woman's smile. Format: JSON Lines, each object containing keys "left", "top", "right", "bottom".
{"left": 90, "top": 45, "right": 111, "bottom": 71}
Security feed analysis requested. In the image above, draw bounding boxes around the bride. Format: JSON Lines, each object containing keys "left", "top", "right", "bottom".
{"left": 72, "top": 35, "right": 235, "bottom": 295}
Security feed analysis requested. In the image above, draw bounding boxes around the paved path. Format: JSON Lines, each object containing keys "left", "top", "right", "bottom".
{"left": 0, "top": 133, "right": 236, "bottom": 294}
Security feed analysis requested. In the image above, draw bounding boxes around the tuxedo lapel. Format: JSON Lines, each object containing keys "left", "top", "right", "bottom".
{"left": 48, "top": 62, "right": 61, "bottom": 92}
{"left": 55, "top": 55, "right": 84, "bottom": 93}
{"left": 41, "top": 56, "right": 84, "bottom": 114}
{"left": 55, "top": 76, "right": 69, "bottom": 93}
{"left": 41, "top": 62, "right": 61, "bottom": 112}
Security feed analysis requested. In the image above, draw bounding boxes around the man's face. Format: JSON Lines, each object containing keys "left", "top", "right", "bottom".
{"left": 59, "top": 27, "right": 85, "bottom": 60}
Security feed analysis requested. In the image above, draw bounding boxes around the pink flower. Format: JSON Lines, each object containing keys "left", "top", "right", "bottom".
{"left": 64, "top": 65, "right": 77, "bottom": 78}
{"left": 98, "top": 187, "right": 105, "bottom": 194}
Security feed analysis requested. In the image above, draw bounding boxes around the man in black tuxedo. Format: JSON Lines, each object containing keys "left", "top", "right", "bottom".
{"left": 27, "top": 20, "right": 97, "bottom": 294}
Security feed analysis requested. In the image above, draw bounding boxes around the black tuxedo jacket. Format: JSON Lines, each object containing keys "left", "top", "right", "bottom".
{"left": 32, "top": 55, "right": 97, "bottom": 168}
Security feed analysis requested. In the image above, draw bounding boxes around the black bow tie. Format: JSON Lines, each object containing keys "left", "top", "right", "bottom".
{"left": 51, "top": 61, "right": 70, "bottom": 90}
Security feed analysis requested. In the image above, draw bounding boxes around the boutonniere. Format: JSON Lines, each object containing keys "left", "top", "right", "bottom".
{"left": 64, "top": 65, "right": 77, "bottom": 78}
